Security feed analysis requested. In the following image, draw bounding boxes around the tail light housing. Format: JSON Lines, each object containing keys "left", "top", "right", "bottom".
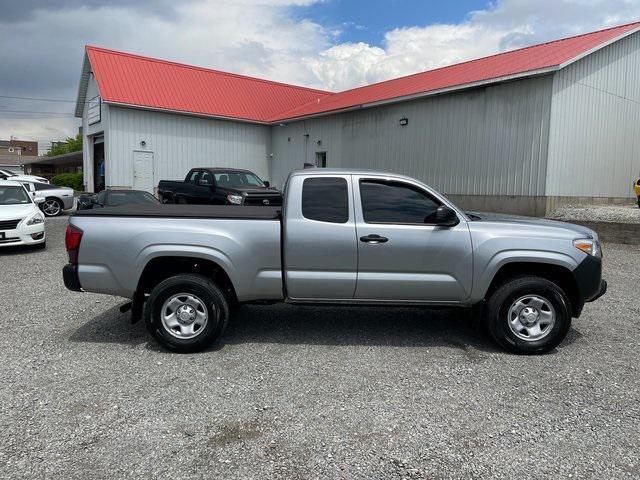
{"left": 65, "top": 224, "right": 83, "bottom": 265}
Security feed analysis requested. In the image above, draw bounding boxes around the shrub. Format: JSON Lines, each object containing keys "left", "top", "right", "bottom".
{"left": 51, "top": 172, "right": 84, "bottom": 191}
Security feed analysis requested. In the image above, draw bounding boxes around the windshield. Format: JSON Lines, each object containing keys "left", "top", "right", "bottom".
{"left": 0, "top": 185, "right": 31, "bottom": 205}
{"left": 107, "top": 191, "right": 159, "bottom": 206}
{"left": 214, "top": 171, "right": 264, "bottom": 188}
{"left": 0, "top": 169, "right": 16, "bottom": 177}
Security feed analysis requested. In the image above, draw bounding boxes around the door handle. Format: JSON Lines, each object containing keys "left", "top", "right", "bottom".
{"left": 360, "top": 234, "right": 388, "bottom": 244}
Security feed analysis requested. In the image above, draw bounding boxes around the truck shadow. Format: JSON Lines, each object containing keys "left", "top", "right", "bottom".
{"left": 69, "top": 303, "right": 497, "bottom": 354}
{"left": 70, "top": 302, "right": 582, "bottom": 355}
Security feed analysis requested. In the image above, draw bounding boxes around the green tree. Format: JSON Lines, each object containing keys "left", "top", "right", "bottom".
{"left": 46, "top": 133, "right": 82, "bottom": 157}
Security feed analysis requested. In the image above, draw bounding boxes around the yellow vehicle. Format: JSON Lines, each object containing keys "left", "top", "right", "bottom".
{"left": 636, "top": 178, "right": 640, "bottom": 208}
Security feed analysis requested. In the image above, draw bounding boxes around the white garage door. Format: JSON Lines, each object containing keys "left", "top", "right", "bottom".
{"left": 133, "top": 150, "right": 154, "bottom": 192}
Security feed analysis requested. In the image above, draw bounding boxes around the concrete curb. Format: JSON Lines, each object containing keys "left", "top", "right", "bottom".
{"left": 565, "top": 220, "right": 640, "bottom": 245}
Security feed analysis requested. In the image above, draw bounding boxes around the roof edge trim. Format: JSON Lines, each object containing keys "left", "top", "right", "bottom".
{"left": 558, "top": 24, "right": 640, "bottom": 70}
{"left": 106, "top": 101, "right": 271, "bottom": 125}
{"left": 272, "top": 66, "right": 559, "bottom": 123}
{"left": 74, "top": 52, "right": 92, "bottom": 118}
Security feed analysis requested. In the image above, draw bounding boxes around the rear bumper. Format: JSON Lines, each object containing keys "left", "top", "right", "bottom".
{"left": 63, "top": 264, "right": 83, "bottom": 292}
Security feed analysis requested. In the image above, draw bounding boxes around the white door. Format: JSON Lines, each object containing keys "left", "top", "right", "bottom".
{"left": 133, "top": 151, "right": 154, "bottom": 192}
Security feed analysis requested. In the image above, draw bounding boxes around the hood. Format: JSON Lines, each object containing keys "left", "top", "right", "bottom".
{"left": 0, "top": 203, "right": 39, "bottom": 220}
{"left": 465, "top": 211, "right": 596, "bottom": 238}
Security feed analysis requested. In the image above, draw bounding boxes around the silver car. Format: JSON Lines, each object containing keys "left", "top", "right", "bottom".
{"left": 21, "top": 181, "right": 74, "bottom": 217}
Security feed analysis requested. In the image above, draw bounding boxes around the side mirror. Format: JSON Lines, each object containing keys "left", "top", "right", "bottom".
{"left": 263, "top": 181, "right": 270, "bottom": 188}
{"left": 434, "top": 205, "right": 459, "bottom": 227}
{"left": 34, "top": 196, "right": 45, "bottom": 205}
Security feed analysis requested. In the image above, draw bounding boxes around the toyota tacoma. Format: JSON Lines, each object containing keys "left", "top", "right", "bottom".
{"left": 63, "top": 169, "right": 606, "bottom": 354}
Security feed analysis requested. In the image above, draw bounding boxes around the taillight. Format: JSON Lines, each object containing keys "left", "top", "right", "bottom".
{"left": 65, "top": 224, "right": 83, "bottom": 265}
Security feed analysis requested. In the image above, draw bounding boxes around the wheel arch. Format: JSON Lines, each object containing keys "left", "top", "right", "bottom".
{"left": 136, "top": 255, "right": 238, "bottom": 305}
{"left": 483, "top": 261, "right": 581, "bottom": 317}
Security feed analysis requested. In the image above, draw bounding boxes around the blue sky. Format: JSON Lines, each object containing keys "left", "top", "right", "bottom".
{"left": 294, "top": 0, "right": 491, "bottom": 46}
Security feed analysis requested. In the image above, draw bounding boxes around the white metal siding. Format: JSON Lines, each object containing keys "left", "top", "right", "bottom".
{"left": 106, "top": 107, "right": 271, "bottom": 188}
{"left": 546, "top": 31, "right": 640, "bottom": 197}
{"left": 271, "top": 75, "right": 553, "bottom": 196}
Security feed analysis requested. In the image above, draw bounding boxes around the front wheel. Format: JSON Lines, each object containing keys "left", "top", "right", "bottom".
{"left": 484, "top": 276, "right": 572, "bottom": 354}
{"left": 41, "top": 198, "right": 63, "bottom": 217}
{"left": 144, "top": 274, "right": 230, "bottom": 353}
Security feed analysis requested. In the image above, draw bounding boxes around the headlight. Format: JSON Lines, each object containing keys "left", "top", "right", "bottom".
{"left": 573, "top": 238, "right": 600, "bottom": 257}
{"left": 25, "top": 213, "right": 45, "bottom": 226}
{"left": 227, "top": 194, "right": 243, "bottom": 205}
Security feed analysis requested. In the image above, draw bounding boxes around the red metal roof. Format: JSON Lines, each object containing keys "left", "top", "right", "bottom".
{"left": 85, "top": 21, "right": 640, "bottom": 124}
{"left": 86, "top": 46, "right": 330, "bottom": 123}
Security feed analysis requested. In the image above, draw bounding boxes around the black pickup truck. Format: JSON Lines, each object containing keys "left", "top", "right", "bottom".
{"left": 157, "top": 168, "right": 282, "bottom": 206}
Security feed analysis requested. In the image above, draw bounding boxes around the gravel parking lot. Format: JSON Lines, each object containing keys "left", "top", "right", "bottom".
{"left": 1, "top": 215, "right": 639, "bottom": 479}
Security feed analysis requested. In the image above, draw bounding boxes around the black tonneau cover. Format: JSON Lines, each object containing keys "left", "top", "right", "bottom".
{"left": 72, "top": 204, "right": 281, "bottom": 220}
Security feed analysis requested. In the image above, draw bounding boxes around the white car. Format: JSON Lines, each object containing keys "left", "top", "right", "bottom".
{"left": 0, "top": 180, "right": 46, "bottom": 249}
{"left": 21, "top": 181, "right": 74, "bottom": 217}
{"left": 0, "top": 168, "right": 49, "bottom": 184}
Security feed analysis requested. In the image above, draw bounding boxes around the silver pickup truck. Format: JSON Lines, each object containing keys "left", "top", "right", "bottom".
{"left": 63, "top": 169, "right": 606, "bottom": 354}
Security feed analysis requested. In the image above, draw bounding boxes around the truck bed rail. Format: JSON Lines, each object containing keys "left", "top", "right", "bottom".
{"left": 72, "top": 204, "right": 281, "bottom": 220}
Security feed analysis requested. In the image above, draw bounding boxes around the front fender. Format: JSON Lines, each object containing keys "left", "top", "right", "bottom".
{"left": 472, "top": 249, "right": 579, "bottom": 301}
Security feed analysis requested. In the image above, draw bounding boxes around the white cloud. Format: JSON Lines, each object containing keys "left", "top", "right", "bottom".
{"left": 307, "top": 0, "right": 640, "bottom": 90}
{"left": 2, "top": 0, "right": 640, "bottom": 147}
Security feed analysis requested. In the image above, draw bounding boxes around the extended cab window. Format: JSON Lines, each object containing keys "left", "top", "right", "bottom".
{"left": 302, "top": 177, "right": 349, "bottom": 223}
{"left": 187, "top": 170, "right": 200, "bottom": 183}
{"left": 360, "top": 179, "right": 440, "bottom": 224}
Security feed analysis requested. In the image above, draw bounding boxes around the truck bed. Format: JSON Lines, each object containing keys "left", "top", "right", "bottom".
{"left": 72, "top": 204, "right": 281, "bottom": 220}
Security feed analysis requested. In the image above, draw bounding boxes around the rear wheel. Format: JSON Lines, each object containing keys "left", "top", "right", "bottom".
{"left": 41, "top": 198, "right": 63, "bottom": 217}
{"left": 144, "top": 274, "right": 229, "bottom": 352}
{"left": 484, "top": 276, "right": 571, "bottom": 354}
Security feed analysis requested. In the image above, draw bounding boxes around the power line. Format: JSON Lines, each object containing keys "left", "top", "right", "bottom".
{"left": 0, "top": 109, "right": 76, "bottom": 116}
{"left": 0, "top": 94, "right": 78, "bottom": 103}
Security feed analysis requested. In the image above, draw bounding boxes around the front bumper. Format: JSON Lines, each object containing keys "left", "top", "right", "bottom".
{"left": 63, "top": 264, "right": 83, "bottom": 292}
{"left": 572, "top": 254, "right": 606, "bottom": 309}
{"left": 0, "top": 223, "right": 45, "bottom": 247}
{"left": 589, "top": 280, "right": 607, "bottom": 302}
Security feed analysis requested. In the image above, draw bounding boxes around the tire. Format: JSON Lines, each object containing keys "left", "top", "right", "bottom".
{"left": 484, "top": 276, "right": 572, "bottom": 355}
{"left": 41, "top": 198, "right": 63, "bottom": 217}
{"left": 637, "top": 196, "right": 640, "bottom": 208}
{"left": 144, "top": 274, "right": 229, "bottom": 353}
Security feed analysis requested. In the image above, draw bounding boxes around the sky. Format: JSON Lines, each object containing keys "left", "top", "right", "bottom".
{"left": 1, "top": 0, "right": 640, "bottom": 153}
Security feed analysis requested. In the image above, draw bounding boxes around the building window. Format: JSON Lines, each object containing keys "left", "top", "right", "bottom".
{"left": 360, "top": 180, "right": 441, "bottom": 224}
{"left": 315, "top": 151, "right": 327, "bottom": 168}
{"left": 302, "top": 177, "right": 348, "bottom": 223}
{"left": 88, "top": 96, "right": 101, "bottom": 125}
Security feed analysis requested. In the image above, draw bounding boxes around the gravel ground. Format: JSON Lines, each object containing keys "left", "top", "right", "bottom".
{"left": 549, "top": 202, "right": 640, "bottom": 224}
{"left": 1, "top": 215, "right": 639, "bottom": 479}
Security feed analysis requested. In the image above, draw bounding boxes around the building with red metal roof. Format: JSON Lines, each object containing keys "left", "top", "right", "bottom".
{"left": 75, "top": 21, "right": 640, "bottom": 214}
